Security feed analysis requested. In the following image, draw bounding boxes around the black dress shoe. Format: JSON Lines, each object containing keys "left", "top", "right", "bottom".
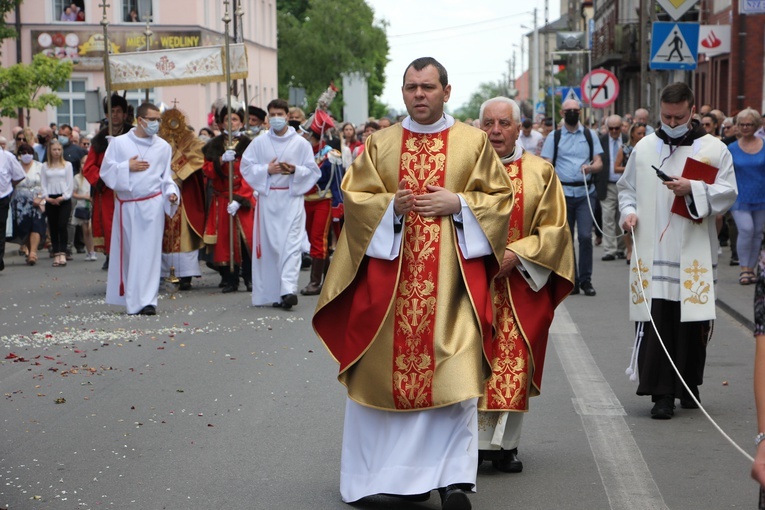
{"left": 281, "top": 293, "right": 298, "bottom": 309}
{"left": 492, "top": 448, "right": 523, "bottom": 473}
{"left": 580, "top": 282, "right": 596, "bottom": 296}
{"left": 221, "top": 283, "right": 239, "bottom": 293}
{"left": 616, "top": 252, "right": 627, "bottom": 259}
{"left": 651, "top": 396, "right": 675, "bottom": 419}
{"left": 439, "top": 485, "right": 471, "bottom": 510}
{"left": 570, "top": 284, "right": 580, "bottom": 295}
{"left": 101, "top": 255, "right": 109, "bottom": 271}
{"left": 137, "top": 305, "right": 156, "bottom": 316}
{"left": 601, "top": 254, "right": 616, "bottom": 261}
{"left": 178, "top": 277, "right": 192, "bottom": 291}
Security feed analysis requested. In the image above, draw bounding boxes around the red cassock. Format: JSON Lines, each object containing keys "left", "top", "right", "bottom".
{"left": 82, "top": 148, "right": 115, "bottom": 253}
{"left": 202, "top": 159, "right": 255, "bottom": 266}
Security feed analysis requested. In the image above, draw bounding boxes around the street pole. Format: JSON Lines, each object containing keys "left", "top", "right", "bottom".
{"left": 222, "top": 0, "right": 235, "bottom": 272}
{"left": 532, "top": 7, "right": 540, "bottom": 113}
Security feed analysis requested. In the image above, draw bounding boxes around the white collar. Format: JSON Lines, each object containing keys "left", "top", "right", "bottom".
{"left": 402, "top": 114, "right": 455, "bottom": 134}
{"left": 500, "top": 144, "right": 524, "bottom": 164}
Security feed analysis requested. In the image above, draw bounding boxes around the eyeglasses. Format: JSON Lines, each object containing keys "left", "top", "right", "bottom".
{"left": 701, "top": 122, "right": 713, "bottom": 127}
{"left": 563, "top": 109, "right": 581, "bottom": 114}
{"left": 15, "top": 137, "right": 24, "bottom": 141}
{"left": 608, "top": 126, "right": 621, "bottom": 131}
{"left": 722, "top": 125, "right": 732, "bottom": 129}
{"left": 738, "top": 123, "right": 755, "bottom": 128}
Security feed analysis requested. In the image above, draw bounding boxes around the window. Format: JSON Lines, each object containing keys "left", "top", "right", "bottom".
{"left": 123, "top": 0, "right": 152, "bottom": 23}
{"left": 56, "top": 79, "right": 87, "bottom": 131}
{"left": 125, "top": 89, "right": 156, "bottom": 113}
{"left": 53, "top": 0, "right": 85, "bottom": 22}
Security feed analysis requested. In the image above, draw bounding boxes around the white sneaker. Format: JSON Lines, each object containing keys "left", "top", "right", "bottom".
{"left": 85, "top": 252, "right": 97, "bottom": 261}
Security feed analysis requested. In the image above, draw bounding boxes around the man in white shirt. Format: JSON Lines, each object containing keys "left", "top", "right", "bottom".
{"left": 517, "top": 119, "right": 544, "bottom": 156}
{"left": 0, "top": 147, "right": 26, "bottom": 270}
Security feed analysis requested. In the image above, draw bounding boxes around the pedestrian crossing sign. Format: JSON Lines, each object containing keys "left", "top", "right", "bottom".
{"left": 650, "top": 22, "right": 699, "bottom": 70}
{"left": 562, "top": 87, "right": 582, "bottom": 104}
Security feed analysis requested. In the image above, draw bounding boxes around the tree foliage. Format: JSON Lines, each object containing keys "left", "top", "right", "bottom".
{"left": 0, "top": 0, "right": 21, "bottom": 45}
{"left": 277, "top": 0, "right": 389, "bottom": 119}
{"left": 0, "top": 54, "right": 73, "bottom": 124}
{"left": 453, "top": 82, "right": 508, "bottom": 121}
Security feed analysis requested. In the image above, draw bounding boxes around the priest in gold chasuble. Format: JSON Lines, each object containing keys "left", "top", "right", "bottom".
{"left": 313, "top": 59, "right": 513, "bottom": 507}
{"left": 158, "top": 109, "right": 206, "bottom": 290}
{"left": 476, "top": 98, "right": 574, "bottom": 473}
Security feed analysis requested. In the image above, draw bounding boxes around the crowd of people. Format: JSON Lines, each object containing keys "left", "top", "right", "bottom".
{"left": 4, "top": 60, "right": 765, "bottom": 507}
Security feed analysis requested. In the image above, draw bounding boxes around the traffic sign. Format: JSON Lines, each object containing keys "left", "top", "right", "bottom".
{"left": 562, "top": 87, "right": 582, "bottom": 104}
{"left": 656, "top": 0, "right": 699, "bottom": 21}
{"left": 580, "top": 69, "right": 619, "bottom": 108}
{"left": 650, "top": 22, "right": 699, "bottom": 70}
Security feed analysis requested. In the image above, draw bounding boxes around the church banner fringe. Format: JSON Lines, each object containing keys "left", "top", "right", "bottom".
{"left": 109, "top": 44, "right": 248, "bottom": 91}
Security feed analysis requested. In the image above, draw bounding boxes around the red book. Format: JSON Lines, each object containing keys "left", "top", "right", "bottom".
{"left": 670, "top": 158, "right": 719, "bottom": 223}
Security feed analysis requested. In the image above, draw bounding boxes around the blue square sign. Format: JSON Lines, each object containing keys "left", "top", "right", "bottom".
{"left": 650, "top": 22, "right": 699, "bottom": 70}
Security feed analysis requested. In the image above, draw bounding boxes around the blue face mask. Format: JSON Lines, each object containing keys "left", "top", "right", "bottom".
{"left": 142, "top": 119, "right": 160, "bottom": 136}
{"left": 660, "top": 121, "right": 689, "bottom": 139}
{"left": 58, "top": 135, "right": 69, "bottom": 146}
{"left": 269, "top": 116, "right": 287, "bottom": 132}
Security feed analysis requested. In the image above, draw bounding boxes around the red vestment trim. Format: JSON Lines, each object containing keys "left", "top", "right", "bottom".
{"left": 392, "top": 129, "right": 448, "bottom": 409}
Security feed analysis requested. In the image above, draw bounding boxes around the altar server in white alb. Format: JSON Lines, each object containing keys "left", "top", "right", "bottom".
{"left": 100, "top": 102, "right": 180, "bottom": 316}
{"left": 618, "top": 83, "right": 737, "bottom": 420}
{"left": 240, "top": 98, "right": 320, "bottom": 310}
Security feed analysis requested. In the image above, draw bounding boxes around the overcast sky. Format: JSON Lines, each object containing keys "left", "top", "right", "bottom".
{"left": 365, "top": 0, "right": 562, "bottom": 115}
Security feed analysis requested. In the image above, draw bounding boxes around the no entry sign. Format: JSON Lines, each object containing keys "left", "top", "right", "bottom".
{"left": 580, "top": 69, "right": 620, "bottom": 108}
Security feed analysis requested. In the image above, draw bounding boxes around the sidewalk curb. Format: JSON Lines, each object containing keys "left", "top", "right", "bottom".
{"left": 717, "top": 299, "right": 755, "bottom": 332}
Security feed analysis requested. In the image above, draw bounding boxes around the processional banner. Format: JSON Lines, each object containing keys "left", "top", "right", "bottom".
{"left": 109, "top": 43, "right": 248, "bottom": 90}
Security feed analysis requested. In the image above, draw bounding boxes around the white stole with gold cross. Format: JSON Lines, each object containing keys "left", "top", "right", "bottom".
{"left": 629, "top": 137, "right": 718, "bottom": 322}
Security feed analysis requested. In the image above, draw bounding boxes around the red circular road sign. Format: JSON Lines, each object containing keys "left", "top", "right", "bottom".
{"left": 580, "top": 69, "right": 620, "bottom": 108}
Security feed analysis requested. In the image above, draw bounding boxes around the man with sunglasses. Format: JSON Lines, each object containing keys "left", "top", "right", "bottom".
{"left": 596, "top": 115, "right": 628, "bottom": 261}
{"left": 541, "top": 99, "right": 603, "bottom": 296}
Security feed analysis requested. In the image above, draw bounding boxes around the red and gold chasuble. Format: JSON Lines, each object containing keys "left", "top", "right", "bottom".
{"left": 483, "top": 159, "right": 530, "bottom": 410}
{"left": 392, "top": 129, "right": 448, "bottom": 409}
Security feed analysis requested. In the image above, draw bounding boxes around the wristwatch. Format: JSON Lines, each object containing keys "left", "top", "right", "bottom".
{"left": 756, "top": 432, "right": 765, "bottom": 447}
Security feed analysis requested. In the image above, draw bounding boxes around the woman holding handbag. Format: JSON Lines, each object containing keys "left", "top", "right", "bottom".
{"left": 41, "top": 139, "right": 73, "bottom": 267}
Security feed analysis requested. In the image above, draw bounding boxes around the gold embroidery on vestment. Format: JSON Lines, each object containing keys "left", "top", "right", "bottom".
{"left": 683, "top": 259, "right": 711, "bottom": 304}
{"left": 630, "top": 258, "right": 650, "bottom": 304}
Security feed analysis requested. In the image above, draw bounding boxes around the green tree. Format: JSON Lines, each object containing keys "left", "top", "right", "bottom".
{"left": 0, "top": 0, "right": 21, "bottom": 48}
{"left": 277, "top": 0, "right": 389, "bottom": 119}
{"left": 0, "top": 54, "right": 73, "bottom": 125}
{"left": 453, "top": 81, "right": 507, "bottom": 121}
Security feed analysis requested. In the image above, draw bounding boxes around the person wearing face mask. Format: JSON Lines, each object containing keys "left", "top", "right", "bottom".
{"left": 201, "top": 104, "right": 256, "bottom": 293}
{"left": 540, "top": 98, "right": 604, "bottom": 297}
{"left": 55, "top": 124, "right": 88, "bottom": 176}
{"left": 99, "top": 102, "right": 180, "bottom": 316}
{"left": 11, "top": 143, "right": 47, "bottom": 266}
{"left": 618, "top": 82, "right": 738, "bottom": 420}
{"left": 240, "top": 98, "right": 321, "bottom": 310}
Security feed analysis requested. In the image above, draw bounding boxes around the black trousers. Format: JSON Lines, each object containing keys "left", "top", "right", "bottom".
{"left": 0, "top": 193, "right": 10, "bottom": 266}
{"left": 46, "top": 196, "right": 72, "bottom": 253}
{"left": 636, "top": 299, "right": 711, "bottom": 400}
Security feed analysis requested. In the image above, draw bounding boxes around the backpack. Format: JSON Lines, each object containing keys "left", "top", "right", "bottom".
{"left": 552, "top": 126, "right": 594, "bottom": 168}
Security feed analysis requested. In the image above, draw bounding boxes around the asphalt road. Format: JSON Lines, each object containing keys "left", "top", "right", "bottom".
{"left": 0, "top": 246, "right": 759, "bottom": 510}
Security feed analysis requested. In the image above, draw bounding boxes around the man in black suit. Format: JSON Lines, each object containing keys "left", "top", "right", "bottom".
{"left": 596, "top": 115, "right": 628, "bottom": 260}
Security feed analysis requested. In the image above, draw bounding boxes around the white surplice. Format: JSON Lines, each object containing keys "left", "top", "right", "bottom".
{"left": 100, "top": 129, "right": 179, "bottom": 314}
{"left": 239, "top": 127, "right": 320, "bottom": 306}
{"left": 340, "top": 114, "right": 489, "bottom": 502}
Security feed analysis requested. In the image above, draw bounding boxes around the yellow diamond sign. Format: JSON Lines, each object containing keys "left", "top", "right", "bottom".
{"left": 657, "top": 0, "right": 699, "bottom": 20}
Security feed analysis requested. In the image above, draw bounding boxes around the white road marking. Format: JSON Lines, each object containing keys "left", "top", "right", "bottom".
{"left": 552, "top": 305, "right": 668, "bottom": 510}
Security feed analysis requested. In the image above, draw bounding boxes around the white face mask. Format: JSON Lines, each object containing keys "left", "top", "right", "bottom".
{"left": 269, "top": 116, "right": 287, "bottom": 132}
{"left": 660, "top": 121, "right": 690, "bottom": 139}
{"left": 142, "top": 118, "right": 160, "bottom": 136}
{"left": 20, "top": 154, "right": 34, "bottom": 164}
